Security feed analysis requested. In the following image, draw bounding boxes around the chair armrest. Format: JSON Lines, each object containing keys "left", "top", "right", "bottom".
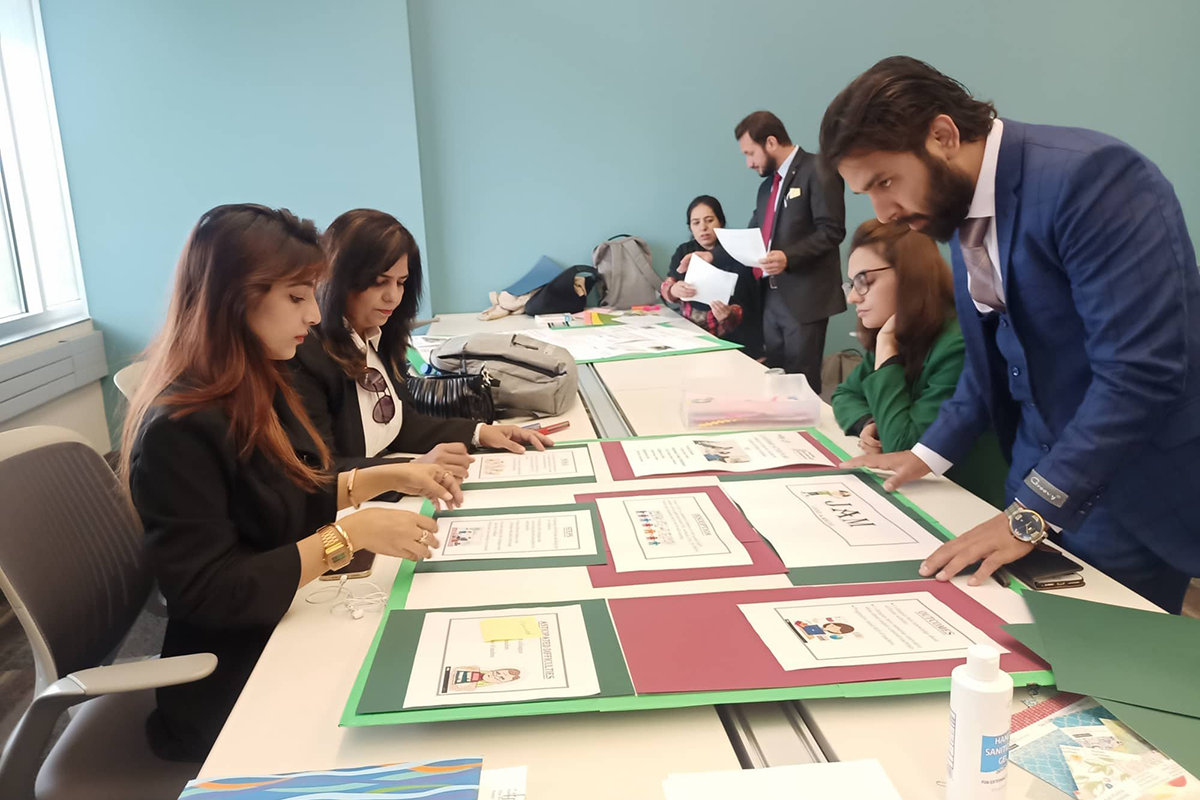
{"left": 65, "top": 654, "right": 217, "bottom": 696}
{"left": 0, "top": 654, "right": 216, "bottom": 800}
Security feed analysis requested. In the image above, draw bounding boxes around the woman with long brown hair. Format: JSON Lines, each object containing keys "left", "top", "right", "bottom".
{"left": 831, "top": 219, "right": 1007, "bottom": 507}
{"left": 120, "top": 204, "right": 465, "bottom": 761}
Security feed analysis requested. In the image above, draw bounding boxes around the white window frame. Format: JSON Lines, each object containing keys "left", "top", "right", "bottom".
{"left": 0, "top": 0, "right": 89, "bottom": 346}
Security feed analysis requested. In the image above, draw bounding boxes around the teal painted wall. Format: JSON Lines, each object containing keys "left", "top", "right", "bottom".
{"left": 39, "top": 0, "right": 1200, "bottom": 428}
{"left": 39, "top": 0, "right": 429, "bottom": 435}
{"left": 408, "top": 0, "right": 1200, "bottom": 352}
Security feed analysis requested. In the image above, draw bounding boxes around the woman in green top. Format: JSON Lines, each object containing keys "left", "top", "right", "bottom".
{"left": 831, "top": 220, "right": 1008, "bottom": 508}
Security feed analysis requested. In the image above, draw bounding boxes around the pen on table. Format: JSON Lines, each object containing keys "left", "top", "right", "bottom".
{"left": 522, "top": 421, "right": 570, "bottom": 435}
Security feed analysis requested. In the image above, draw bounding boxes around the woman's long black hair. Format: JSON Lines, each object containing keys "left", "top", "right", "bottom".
{"left": 315, "top": 208, "right": 424, "bottom": 380}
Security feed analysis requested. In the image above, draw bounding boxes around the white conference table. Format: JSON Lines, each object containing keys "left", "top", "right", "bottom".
{"left": 201, "top": 310, "right": 1160, "bottom": 799}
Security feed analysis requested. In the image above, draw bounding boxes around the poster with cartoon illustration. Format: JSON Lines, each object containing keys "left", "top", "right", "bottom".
{"left": 464, "top": 446, "right": 595, "bottom": 486}
{"left": 403, "top": 605, "right": 601, "bottom": 708}
{"left": 428, "top": 508, "right": 599, "bottom": 562}
{"left": 595, "top": 492, "right": 752, "bottom": 572}
{"left": 721, "top": 474, "right": 946, "bottom": 568}
{"left": 619, "top": 431, "right": 834, "bottom": 478}
{"left": 739, "top": 592, "right": 1005, "bottom": 671}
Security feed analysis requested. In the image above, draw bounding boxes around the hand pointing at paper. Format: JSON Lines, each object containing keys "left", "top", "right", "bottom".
{"left": 759, "top": 250, "right": 788, "bottom": 276}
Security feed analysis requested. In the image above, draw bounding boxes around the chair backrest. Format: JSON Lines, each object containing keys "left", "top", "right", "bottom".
{"left": 112, "top": 361, "right": 147, "bottom": 400}
{"left": 0, "top": 426, "right": 152, "bottom": 694}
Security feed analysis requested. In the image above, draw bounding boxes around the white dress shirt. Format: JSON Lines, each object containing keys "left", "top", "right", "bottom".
{"left": 350, "top": 326, "right": 403, "bottom": 458}
{"left": 912, "top": 120, "right": 1005, "bottom": 477}
{"left": 767, "top": 146, "right": 799, "bottom": 248}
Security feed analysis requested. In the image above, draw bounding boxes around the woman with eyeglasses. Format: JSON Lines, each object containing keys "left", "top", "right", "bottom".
{"left": 831, "top": 219, "right": 1007, "bottom": 508}
{"left": 291, "top": 209, "right": 551, "bottom": 471}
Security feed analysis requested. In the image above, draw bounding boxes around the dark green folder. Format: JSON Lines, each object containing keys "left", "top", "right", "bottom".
{"left": 356, "top": 599, "right": 634, "bottom": 718}
{"left": 414, "top": 503, "right": 606, "bottom": 572}
{"left": 1004, "top": 618, "right": 1200, "bottom": 776}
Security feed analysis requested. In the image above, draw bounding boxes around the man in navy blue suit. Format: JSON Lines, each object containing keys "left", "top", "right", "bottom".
{"left": 820, "top": 57, "right": 1199, "bottom": 612}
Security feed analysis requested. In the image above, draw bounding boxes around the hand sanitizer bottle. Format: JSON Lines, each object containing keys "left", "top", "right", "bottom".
{"left": 946, "top": 644, "right": 1012, "bottom": 799}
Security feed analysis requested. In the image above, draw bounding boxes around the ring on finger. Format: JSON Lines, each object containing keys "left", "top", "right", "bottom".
{"left": 418, "top": 531, "right": 429, "bottom": 545}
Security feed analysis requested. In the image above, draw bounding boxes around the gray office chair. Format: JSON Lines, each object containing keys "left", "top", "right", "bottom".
{"left": 0, "top": 426, "right": 216, "bottom": 800}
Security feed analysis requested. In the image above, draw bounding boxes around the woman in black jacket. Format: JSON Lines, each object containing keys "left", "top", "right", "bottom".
{"left": 292, "top": 209, "right": 551, "bottom": 468}
{"left": 120, "top": 204, "right": 464, "bottom": 761}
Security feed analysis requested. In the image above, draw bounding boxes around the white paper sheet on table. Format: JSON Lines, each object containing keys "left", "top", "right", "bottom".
{"left": 402, "top": 604, "right": 600, "bottom": 708}
{"left": 719, "top": 474, "right": 945, "bottom": 568}
{"left": 738, "top": 590, "right": 1005, "bottom": 671}
{"left": 478, "top": 765, "right": 528, "bottom": 799}
{"left": 521, "top": 323, "right": 714, "bottom": 362}
{"left": 619, "top": 431, "right": 834, "bottom": 478}
{"left": 595, "top": 491, "right": 751, "bottom": 572}
{"left": 429, "top": 508, "right": 598, "bottom": 562}
{"left": 679, "top": 257, "right": 738, "bottom": 305}
{"left": 464, "top": 447, "right": 595, "bottom": 484}
{"left": 663, "top": 759, "right": 903, "bottom": 800}
{"left": 714, "top": 227, "right": 766, "bottom": 267}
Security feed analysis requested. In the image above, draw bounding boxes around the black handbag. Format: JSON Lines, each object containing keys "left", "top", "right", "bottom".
{"left": 523, "top": 265, "right": 600, "bottom": 315}
{"left": 405, "top": 367, "right": 498, "bottom": 423}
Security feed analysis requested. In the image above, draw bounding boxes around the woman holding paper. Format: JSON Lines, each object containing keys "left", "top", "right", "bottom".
{"left": 831, "top": 220, "right": 1007, "bottom": 508}
{"left": 291, "top": 209, "right": 552, "bottom": 468}
{"left": 120, "top": 205, "right": 462, "bottom": 760}
{"left": 660, "top": 196, "right": 764, "bottom": 358}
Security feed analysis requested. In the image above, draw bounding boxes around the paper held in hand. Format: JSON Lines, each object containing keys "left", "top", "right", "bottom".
{"left": 680, "top": 256, "right": 738, "bottom": 305}
{"left": 714, "top": 227, "right": 767, "bottom": 268}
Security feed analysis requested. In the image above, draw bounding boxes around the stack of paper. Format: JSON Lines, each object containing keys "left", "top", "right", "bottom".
{"left": 1004, "top": 593, "right": 1200, "bottom": 778}
{"left": 662, "top": 760, "right": 902, "bottom": 799}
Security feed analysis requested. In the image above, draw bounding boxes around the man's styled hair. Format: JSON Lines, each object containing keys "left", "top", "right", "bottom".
{"left": 735, "top": 111, "right": 792, "bottom": 148}
{"left": 819, "top": 56, "right": 997, "bottom": 173}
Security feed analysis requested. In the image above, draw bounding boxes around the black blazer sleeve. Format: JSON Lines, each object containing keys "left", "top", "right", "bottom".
{"left": 291, "top": 337, "right": 476, "bottom": 463}
{"left": 131, "top": 413, "right": 303, "bottom": 630}
{"left": 781, "top": 163, "right": 846, "bottom": 271}
{"left": 390, "top": 377, "right": 477, "bottom": 453}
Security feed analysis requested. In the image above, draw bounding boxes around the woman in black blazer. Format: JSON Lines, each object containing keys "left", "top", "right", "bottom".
{"left": 120, "top": 205, "right": 465, "bottom": 762}
{"left": 291, "top": 209, "right": 551, "bottom": 470}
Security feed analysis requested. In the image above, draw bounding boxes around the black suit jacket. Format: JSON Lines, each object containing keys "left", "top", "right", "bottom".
{"left": 130, "top": 396, "right": 337, "bottom": 759}
{"left": 749, "top": 147, "right": 848, "bottom": 323}
{"left": 290, "top": 337, "right": 477, "bottom": 468}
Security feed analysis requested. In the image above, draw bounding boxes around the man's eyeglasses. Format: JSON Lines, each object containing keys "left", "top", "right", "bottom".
{"left": 842, "top": 266, "right": 894, "bottom": 298}
{"left": 357, "top": 367, "right": 396, "bottom": 424}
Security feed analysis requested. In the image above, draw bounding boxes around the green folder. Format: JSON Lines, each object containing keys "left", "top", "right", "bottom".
{"left": 461, "top": 443, "right": 598, "bottom": 490}
{"left": 1021, "top": 592, "right": 1200, "bottom": 719}
{"left": 355, "top": 599, "right": 635, "bottom": 716}
{"left": 1004, "top": 620, "right": 1200, "bottom": 777}
{"left": 414, "top": 503, "right": 606, "bottom": 572}
{"left": 718, "top": 468, "right": 956, "bottom": 586}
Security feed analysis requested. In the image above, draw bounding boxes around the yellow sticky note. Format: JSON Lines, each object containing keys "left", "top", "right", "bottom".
{"left": 480, "top": 616, "right": 540, "bottom": 642}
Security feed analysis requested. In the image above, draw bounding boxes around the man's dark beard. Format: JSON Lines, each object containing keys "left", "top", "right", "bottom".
{"left": 760, "top": 152, "right": 779, "bottom": 177}
{"left": 898, "top": 153, "right": 975, "bottom": 242}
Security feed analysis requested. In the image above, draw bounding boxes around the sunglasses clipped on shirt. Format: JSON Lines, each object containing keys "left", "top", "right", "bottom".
{"left": 357, "top": 367, "right": 396, "bottom": 424}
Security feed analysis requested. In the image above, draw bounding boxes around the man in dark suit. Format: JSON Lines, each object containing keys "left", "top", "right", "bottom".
{"left": 736, "top": 111, "right": 846, "bottom": 394}
{"left": 822, "top": 57, "right": 1200, "bottom": 612}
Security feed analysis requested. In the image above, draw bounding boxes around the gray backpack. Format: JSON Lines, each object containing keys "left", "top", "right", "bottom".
{"left": 431, "top": 333, "right": 578, "bottom": 416}
{"left": 593, "top": 235, "right": 660, "bottom": 308}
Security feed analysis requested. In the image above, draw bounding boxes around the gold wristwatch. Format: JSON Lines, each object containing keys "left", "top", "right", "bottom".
{"left": 318, "top": 523, "right": 354, "bottom": 571}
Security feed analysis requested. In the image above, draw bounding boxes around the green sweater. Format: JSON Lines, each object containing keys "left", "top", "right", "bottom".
{"left": 831, "top": 318, "right": 1009, "bottom": 509}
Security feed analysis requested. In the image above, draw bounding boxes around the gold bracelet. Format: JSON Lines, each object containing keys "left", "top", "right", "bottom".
{"left": 347, "top": 467, "right": 360, "bottom": 509}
